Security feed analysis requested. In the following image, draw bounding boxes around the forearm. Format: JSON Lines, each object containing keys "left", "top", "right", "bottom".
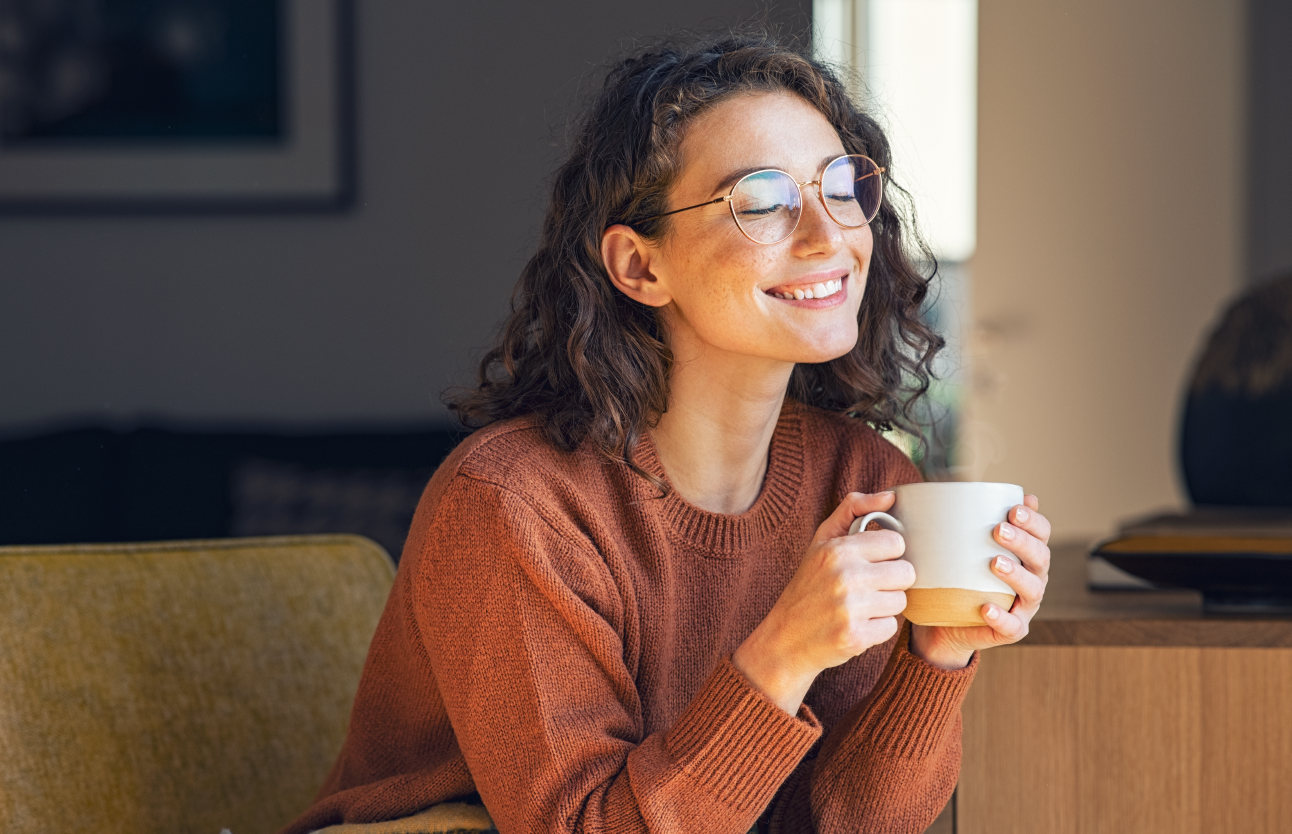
{"left": 731, "top": 623, "right": 818, "bottom": 715}
{"left": 459, "top": 659, "right": 822, "bottom": 834}
{"left": 767, "top": 625, "right": 976, "bottom": 833}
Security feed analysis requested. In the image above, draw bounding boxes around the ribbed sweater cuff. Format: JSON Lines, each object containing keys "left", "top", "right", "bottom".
{"left": 665, "top": 659, "right": 822, "bottom": 814}
{"left": 859, "top": 623, "right": 978, "bottom": 759}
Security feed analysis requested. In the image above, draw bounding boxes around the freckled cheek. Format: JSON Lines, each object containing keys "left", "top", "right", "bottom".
{"left": 852, "top": 228, "right": 875, "bottom": 271}
{"left": 702, "top": 246, "right": 772, "bottom": 299}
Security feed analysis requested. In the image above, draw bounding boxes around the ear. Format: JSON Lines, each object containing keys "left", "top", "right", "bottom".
{"left": 601, "top": 224, "right": 672, "bottom": 308}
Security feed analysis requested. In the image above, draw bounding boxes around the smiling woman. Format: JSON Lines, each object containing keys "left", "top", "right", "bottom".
{"left": 282, "top": 30, "right": 1052, "bottom": 834}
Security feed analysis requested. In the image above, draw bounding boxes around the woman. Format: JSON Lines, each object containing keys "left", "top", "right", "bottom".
{"left": 284, "top": 32, "right": 1050, "bottom": 834}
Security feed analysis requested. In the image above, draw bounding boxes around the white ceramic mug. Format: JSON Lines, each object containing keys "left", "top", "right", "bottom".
{"left": 847, "top": 482, "right": 1025, "bottom": 627}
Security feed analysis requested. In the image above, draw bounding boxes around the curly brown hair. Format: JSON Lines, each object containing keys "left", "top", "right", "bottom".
{"left": 446, "top": 30, "right": 944, "bottom": 480}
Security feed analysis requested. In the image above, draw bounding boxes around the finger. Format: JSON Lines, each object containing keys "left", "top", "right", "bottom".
{"left": 861, "top": 589, "right": 908, "bottom": 619}
{"left": 825, "top": 528, "right": 906, "bottom": 565}
{"left": 815, "top": 529, "right": 905, "bottom": 577}
{"left": 1011, "top": 501, "right": 1051, "bottom": 545}
{"left": 850, "top": 615, "right": 900, "bottom": 652}
{"left": 860, "top": 558, "right": 916, "bottom": 590}
{"left": 989, "top": 554, "right": 1046, "bottom": 608}
{"left": 994, "top": 522, "right": 1051, "bottom": 579}
{"left": 1024, "top": 494, "right": 1040, "bottom": 511}
{"left": 856, "top": 529, "right": 907, "bottom": 563}
{"left": 981, "top": 601, "right": 1029, "bottom": 643}
{"left": 814, "top": 491, "right": 896, "bottom": 544}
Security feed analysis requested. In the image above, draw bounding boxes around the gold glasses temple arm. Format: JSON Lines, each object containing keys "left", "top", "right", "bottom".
{"left": 641, "top": 195, "right": 731, "bottom": 222}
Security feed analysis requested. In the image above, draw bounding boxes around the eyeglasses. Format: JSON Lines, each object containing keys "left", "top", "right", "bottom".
{"left": 642, "top": 154, "right": 885, "bottom": 245}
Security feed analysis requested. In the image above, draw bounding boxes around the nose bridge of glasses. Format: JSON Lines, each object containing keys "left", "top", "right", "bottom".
{"left": 797, "top": 178, "right": 837, "bottom": 225}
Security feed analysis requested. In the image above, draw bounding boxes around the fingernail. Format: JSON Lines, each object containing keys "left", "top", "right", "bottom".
{"left": 877, "top": 490, "right": 894, "bottom": 498}
{"left": 1015, "top": 506, "right": 1029, "bottom": 523}
{"left": 984, "top": 605, "right": 999, "bottom": 621}
{"left": 994, "top": 555, "right": 1014, "bottom": 573}
{"left": 999, "top": 522, "right": 1016, "bottom": 541}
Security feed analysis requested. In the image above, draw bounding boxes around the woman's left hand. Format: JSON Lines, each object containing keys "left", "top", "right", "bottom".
{"left": 909, "top": 494, "right": 1051, "bottom": 670}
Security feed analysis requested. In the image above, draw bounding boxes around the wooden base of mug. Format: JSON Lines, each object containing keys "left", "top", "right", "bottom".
{"left": 904, "top": 588, "right": 1017, "bottom": 628}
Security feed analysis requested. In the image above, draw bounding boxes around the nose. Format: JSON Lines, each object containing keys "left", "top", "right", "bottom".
{"left": 791, "top": 181, "right": 845, "bottom": 255}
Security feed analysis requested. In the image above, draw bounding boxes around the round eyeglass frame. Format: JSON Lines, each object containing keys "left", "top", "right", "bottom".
{"left": 641, "top": 154, "right": 886, "bottom": 245}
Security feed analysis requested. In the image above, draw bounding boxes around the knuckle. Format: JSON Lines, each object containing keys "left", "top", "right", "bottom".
{"left": 818, "top": 544, "right": 846, "bottom": 572}
{"left": 836, "top": 619, "right": 865, "bottom": 654}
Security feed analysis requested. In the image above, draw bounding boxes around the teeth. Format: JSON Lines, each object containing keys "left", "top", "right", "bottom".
{"left": 769, "top": 278, "right": 844, "bottom": 300}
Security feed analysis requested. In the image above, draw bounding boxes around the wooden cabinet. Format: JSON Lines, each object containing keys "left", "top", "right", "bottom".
{"left": 956, "top": 545, "right": 1292, "bottom": 833}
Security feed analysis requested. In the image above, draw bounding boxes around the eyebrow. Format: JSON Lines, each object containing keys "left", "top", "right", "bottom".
{"left": 709, "top": 153, "right": 843, "bottom": 197}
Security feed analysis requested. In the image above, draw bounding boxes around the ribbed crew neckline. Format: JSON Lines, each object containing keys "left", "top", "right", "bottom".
{"left": 632, "top": 399, "right": 806, "bottom": 555}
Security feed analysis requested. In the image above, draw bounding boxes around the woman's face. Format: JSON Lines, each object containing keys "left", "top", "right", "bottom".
{"left": 644, "top": 91, "right": 873, "bottom": 368}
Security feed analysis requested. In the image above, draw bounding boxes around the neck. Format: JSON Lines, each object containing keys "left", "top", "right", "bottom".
{"left": 650, "top": 338, "right": 794, "bottom": 515}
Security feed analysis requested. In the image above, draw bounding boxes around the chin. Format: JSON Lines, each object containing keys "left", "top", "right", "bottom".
{"left": 793, "top": 333, "right": 859, "bottom": 365}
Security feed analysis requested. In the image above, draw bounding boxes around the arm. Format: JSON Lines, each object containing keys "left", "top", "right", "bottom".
{"left": 723, "top": 489, "right": 971, "bottom": 832}
{"left": 765, "top": 624, "right": 976, "bottom": 833}
{"left": 415, "top": 475, "right": 820, "bottom": 834}
{"left": 766, "top": 495, "right": 1054, "bottom": 832}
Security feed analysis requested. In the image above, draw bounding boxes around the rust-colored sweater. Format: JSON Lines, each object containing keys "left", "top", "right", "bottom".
{"left": 284, "top": 400, "right": 977, "bottom": 834}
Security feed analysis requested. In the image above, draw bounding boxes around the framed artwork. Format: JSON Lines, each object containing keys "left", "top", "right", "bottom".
{"left": 0, "top": 0, "right": 353, "bottom": 211}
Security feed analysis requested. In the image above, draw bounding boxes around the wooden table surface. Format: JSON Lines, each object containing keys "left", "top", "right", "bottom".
{"left": 1024, "top": 541, "right": 1292, "bottom": 646}
{"left": 958, "top": 541, "right": 1292, "bottom": 834}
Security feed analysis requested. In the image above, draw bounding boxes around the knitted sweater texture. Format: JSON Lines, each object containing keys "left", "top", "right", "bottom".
{"left": 283, "top": 399, "right": 977, "bottom": 834}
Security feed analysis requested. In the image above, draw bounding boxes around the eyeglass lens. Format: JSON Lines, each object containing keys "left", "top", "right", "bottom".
{"left": 729, "top": 155, "right": 882, "bottom": 244}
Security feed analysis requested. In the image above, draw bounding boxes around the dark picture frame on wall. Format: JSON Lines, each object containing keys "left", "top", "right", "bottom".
{"left": 0, "top": 0, "right": 353, "bottom": 212}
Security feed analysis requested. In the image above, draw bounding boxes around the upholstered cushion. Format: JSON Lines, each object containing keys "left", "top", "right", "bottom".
{"left": 0, "top": 535, "right": 394, "bottom": 834}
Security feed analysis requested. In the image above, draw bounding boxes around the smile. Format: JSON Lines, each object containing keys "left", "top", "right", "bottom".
{"left": 765, "top": 278, "right": 844, "bottom": 301}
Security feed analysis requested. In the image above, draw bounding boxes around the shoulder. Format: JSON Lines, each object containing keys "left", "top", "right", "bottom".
{"left": 414, "top": 418, "right": 627, "bottom": 623}
{"left": 441, "top": 415, "right": 586, "bottom": 487}
{"left": 790, "top": 400, "right": 923, "bottom": 492}
{"left": 414, "top": 415, "right": 616, "bottom": 550}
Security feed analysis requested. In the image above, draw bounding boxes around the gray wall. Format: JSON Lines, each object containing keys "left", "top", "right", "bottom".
{"left": 0, "top": 0, "right": 808, "bottom": 435}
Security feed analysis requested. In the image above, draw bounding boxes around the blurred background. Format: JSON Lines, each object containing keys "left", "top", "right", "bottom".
{"left": 1, "top": 0, "right": 1288, "bottom": 556}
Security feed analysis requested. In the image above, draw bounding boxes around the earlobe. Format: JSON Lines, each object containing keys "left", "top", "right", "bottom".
{"left": 601, "top": 225, "right": 672, "bottom": 308}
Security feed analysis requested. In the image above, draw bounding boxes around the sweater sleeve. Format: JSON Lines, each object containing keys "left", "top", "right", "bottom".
{"left": 414, "top": 474, "right": 821, "bottom": 834}
{"left": 766, "top": 622, "right": 977, "bottom": 833}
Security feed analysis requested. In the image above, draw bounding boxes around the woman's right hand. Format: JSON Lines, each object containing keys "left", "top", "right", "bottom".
{"left": 731, "top": 491, "right": 915, "bottom": 715}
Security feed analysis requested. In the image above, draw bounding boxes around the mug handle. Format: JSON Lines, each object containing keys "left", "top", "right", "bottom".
{"left": 848, "top": 511, "right": 906, "bottom": 536}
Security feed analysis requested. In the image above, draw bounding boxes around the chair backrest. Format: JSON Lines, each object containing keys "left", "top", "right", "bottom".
{"left": 0, "top": 535, "right": 395, "bottom": 834}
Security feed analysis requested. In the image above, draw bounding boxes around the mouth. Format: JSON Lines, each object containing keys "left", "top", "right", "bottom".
{"left": 763, "top": 273, "right": 848, "bottom": 303}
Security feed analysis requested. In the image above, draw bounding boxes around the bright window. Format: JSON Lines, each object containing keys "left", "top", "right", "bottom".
{"left": 813, "top": 0, "right": 977, "bottom": 262}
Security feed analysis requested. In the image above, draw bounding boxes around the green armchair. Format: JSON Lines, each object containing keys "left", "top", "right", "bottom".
{"left": 0, "top": 535, "right": 393, "bottom": 833}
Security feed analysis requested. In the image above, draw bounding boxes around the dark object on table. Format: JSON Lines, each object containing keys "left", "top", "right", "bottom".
{"left": 0, "top": 425, "right": 460, "bottom": 562}
{"left": 1093, "top": 509, "right": 1292, "bottom": 613}
{"left": 1180, "top": 273, "right": 1292, "bottom": 507}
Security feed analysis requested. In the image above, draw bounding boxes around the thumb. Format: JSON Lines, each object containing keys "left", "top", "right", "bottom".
{"left": 813, "top": 491, "right": 897, "bottom": 545}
